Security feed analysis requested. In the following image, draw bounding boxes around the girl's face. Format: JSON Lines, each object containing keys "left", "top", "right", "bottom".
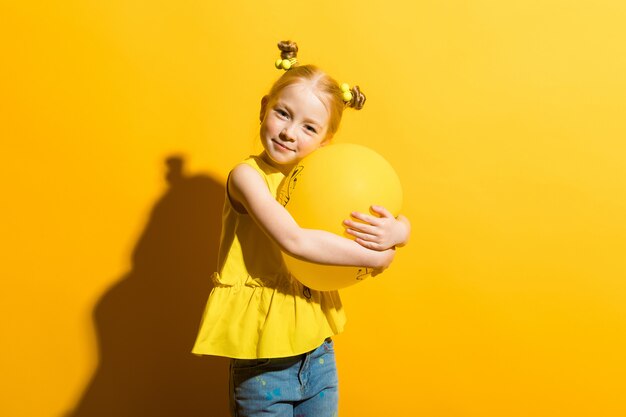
{"left": 260, "top": 83, "right": 330, "bottom": 174}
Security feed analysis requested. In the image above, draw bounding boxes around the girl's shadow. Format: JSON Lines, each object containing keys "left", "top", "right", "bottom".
{"left": 68, "top": 156, "right": 229, "bottom": 417}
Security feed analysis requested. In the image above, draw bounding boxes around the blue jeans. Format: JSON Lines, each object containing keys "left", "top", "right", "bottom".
{"left": 229, "top": 338, "right": 338, "bottom": 417}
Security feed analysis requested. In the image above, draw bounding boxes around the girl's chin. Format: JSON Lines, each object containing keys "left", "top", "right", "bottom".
{"left": 261, "top": 152, "right": 297, "bottom": 173}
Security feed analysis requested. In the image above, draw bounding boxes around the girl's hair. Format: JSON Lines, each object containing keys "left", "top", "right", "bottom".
{"left": 265, "top": 40, "right": 366, "bottom": 138}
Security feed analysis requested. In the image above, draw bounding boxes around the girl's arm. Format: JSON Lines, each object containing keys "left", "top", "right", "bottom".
{"left": 229, "top": 164, "right": 395, "bottom": 269}
{"left": 343, "top": 205, "right": 411, "bottom": 251}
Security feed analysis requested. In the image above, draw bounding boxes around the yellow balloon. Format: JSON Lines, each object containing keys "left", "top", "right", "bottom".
{"left": 278, "top": 143, "right": 403, "bottom": 291}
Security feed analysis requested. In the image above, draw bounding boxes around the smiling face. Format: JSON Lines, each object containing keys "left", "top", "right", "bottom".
{"left": 259, "top": 82, "right": 331, "bottom": 174}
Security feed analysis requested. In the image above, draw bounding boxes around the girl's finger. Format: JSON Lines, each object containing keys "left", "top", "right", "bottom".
{"left": 370, "top": 205, "right": 394, "bottom": 218}
{"left": 346, "top": 228, "right": 378, "bottom": 242}
{"left": 350, "top": 211, "right": 380, "bottom": 226}
{"left": 343, "top": 219, "right": 377, "bottom": 235}
{"left": 355, "top": 237, "right": 380, "bottom": 250}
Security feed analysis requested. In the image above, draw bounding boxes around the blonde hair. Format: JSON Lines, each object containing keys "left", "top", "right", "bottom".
{"left": 264, "top": 41, "right": 366, "bottom": 139}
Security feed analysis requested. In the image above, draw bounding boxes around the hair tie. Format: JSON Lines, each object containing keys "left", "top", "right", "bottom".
{"left": 340, "top": 83, "right": 353, "bottom": 103}
{"left": 275, "top": 57, "right": 298, "bottom": 71}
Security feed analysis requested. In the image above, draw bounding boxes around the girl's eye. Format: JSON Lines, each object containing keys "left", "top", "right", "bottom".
{"left": 305, "top": 125, "right": 317, "bottom": 134}
{"left": 275, "top": 109, "right": 288, "bottom": 118}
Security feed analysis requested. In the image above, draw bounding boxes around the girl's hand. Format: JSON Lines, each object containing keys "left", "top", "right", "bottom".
{"left": 343, "top": 205, "right": 411, "bottom": 251}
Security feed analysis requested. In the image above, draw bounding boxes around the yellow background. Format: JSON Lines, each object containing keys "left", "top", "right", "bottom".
{"left": 2, "top": 1, "right": 625, "bottom": 416}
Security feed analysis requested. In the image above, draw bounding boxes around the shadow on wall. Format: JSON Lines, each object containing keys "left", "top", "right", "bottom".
{"left": 67, "top": 155, "right": 229, "bottom": 417}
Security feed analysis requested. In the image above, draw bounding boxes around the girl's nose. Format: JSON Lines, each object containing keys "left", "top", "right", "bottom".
{"left": 279, "top": 126, "right": 295, "bottom": 141}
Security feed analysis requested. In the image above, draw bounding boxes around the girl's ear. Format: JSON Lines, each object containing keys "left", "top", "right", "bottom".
{"left": 260, "top": 95, "right": 270, "bottom": 122}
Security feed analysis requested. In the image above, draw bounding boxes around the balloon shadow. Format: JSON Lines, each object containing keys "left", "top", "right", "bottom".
{"left": 67, "top": 155, "right": 229, "bottom": 417}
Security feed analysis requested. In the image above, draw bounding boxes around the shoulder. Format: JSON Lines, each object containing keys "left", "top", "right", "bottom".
{"left": 230, "top": 155, "right": 273, "bottom": 185}
{"left": 230, "top": 163, "right": 265, "bottom": 189}
{"left": 228, "top": 163, "right": 273, "bottom": 211}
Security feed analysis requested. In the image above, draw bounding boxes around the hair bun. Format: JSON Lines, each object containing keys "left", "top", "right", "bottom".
{"left": 348, "top": 85, "right": 366, "bottom": 110}
{"left": 277, "top": 40, "right": 299, "bottom": 59}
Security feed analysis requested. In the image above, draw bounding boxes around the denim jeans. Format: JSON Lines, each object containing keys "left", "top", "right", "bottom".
{"left": 229, "top": 338, "right": 338, "bottom": 417}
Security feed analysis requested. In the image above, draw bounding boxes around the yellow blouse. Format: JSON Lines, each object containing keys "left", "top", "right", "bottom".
{"left": 192, "top": 155, "right": 346, "bottom": 359}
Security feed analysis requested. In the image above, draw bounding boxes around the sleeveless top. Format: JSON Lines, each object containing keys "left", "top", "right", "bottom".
{"left": 191, "top": 155, "right": 346, "bottom": 359}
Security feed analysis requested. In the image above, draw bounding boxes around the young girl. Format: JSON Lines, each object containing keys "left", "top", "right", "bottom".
{"left": 192, "top": 40, "right": 410, "bottom": 417}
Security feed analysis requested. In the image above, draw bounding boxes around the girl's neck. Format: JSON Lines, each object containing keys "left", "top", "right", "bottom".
{"left": 259, "top": 151, "right": 294, "bottom": 175}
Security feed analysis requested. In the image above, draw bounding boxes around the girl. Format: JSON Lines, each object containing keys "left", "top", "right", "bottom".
{"left": 192, "top": 40, "right": 410, "bottom": 417}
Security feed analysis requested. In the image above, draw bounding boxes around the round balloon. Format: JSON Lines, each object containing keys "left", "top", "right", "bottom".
{"left": 278, "top": 143, "right": 403, "bottom": 291}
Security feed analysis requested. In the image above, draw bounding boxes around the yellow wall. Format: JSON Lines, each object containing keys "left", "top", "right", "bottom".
{"left": 2, "top": 1, "right": 625, "bottom": 416}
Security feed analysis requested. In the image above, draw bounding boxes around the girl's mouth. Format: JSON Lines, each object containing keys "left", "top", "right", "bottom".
{"left": 272, "top": 139, "right": 294, "bottom": 152}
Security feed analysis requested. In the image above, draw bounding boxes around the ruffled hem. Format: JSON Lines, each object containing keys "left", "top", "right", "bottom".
{"left": 192, "top": 273, "right": 346, "bottom": 359}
